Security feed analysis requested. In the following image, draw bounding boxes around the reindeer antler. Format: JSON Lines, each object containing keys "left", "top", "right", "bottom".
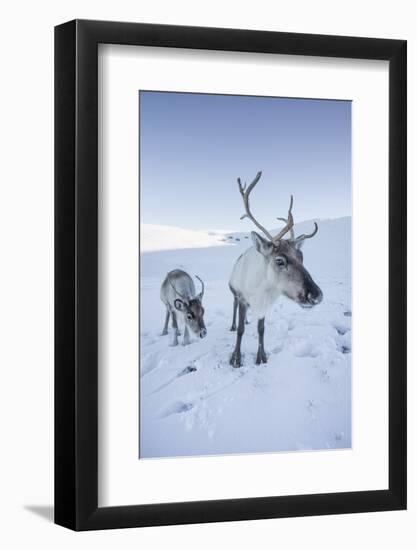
{"left": 195, "top": 275, "right": 205, "bottom": 299}
{"left": 237, "top": 172, "right": 295, "bottom": 243}
{"left": 277, "top": 196, "right": 319, "bottom": 243}
{"left": 293, "top": 222, "right": 318, "bottom": 244}
{"left": 274, "top": 195, "right": 294, "bottom": 241}
{"left": 238, "top": 171, "right": 276, "bottom": 242}
{"left": 237, "top": 172, "right": 318, "bottom": 244}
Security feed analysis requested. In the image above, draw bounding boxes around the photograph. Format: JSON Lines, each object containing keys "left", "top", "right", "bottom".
{"left": 139, "top": 91, "right": 352, "bottom": 459}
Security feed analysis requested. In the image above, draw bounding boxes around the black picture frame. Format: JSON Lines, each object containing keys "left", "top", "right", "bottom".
{"left": 55, "top": 19, "right": 407, "bottom": 531}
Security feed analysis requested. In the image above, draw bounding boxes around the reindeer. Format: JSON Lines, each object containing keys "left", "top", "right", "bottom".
{"left": 160, "top": 269, "right": 207, "bottom": 346}
{"left": 229, "top": 171, "right": 323, "bottom": 367}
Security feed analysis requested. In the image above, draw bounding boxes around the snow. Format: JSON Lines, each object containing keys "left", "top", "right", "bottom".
{"left": 140, "top": 217, "right": 351, "bottom": 458}
{"left": 140, "top": 223, "right": 229, "bottom": 252}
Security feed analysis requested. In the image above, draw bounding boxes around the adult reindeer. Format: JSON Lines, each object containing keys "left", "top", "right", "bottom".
{"left": 229, "top": 171, "right": 322, "bottom": 367}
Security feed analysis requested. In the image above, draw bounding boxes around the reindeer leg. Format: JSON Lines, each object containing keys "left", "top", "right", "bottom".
{"left": 171, "top": 311, "right": 181, "bottom": 335}
{"left": 182, "top": 325, "right": 191, "bottom": 346}
{"left": 230, "top": 301, "right": 247, "bottom": 367}
{"left": 161, "top": 309, "right": 170, "bottom": 335}
{"left": 171, "top": 311, "right": 179, "bottom": 346}
{"left": 256, "top": 317, "right": 267, "bottom": 364}
{"left": 230, "top": 295, "right": 238, "bottom": 331}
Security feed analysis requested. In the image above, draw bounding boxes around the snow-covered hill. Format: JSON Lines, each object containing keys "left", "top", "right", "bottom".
{"left": 140, "top": 217, "right": 351, "bottom": 458}
{"left": 140, "top": 223, "right": 229, "bottom": 252}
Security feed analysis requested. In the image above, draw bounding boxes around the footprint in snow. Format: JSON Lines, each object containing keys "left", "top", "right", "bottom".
{"left": 178, "top": 365, "right": 197, "bottom": 376}
{"left": 158, "top": 401, "right": 194, "bottom": 418}
{"left": 320, "top": 368, "right": 330, "bottom": 382}
{"left": 333, "top": 322, "right": 350, "bottom": 336}
{"left": 148, "top": 365, "right": 197, "bottom": 395}
{"left": 335, "top": 331, "right": 351, "bottom": 354}
{"left": 307, "top": 399, "right": 319, "bottom": 421}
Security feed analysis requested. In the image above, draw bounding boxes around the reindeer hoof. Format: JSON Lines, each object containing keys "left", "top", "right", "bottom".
{"left": 161, "top": 329, "right": 168, "bottom": 336}
{"left": 230, "top": 351, "right": 242, "bottom": 368}
{"left": 230, "top": 325, "right": 237, "bottom": 332}
{"left": 256, "top": 349, "right": 268, "bottom": 364}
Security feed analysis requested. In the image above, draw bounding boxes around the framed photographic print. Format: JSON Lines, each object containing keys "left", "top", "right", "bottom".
{"left": 55, "top": 20, "right": 406, "bottom": 530}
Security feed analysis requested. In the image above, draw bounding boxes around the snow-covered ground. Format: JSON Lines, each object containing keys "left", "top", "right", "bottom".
{"left": 140, "top": 217, "right": 351, "bottom": 458}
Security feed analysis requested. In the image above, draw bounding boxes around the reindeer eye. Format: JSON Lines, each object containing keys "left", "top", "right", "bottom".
{"left": 187, "top": 314, "right": 193, "bottom": 320}
{"left": 275, "top": 256, "right": 287, "bottom": 268}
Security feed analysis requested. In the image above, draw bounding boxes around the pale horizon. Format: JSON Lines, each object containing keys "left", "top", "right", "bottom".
{"left": 140, "top": 213, "right": 352, "bottom": 235}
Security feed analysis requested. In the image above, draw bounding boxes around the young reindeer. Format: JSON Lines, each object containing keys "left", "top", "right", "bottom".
{"left": 229, "top": 171, "right": 323, "bottom": 367}
{"left": 160, "top": 269, "right": 207, "bottom": 346}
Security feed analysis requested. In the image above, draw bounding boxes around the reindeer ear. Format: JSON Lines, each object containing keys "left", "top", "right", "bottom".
{"left": 294, "top": 239, "right": 305, "bottom": 250}
{"left": 251, "top": 231, "right": 273, "bottom": 256}
{"left": 174, "top": 299, "right": 185, "bottom": 311}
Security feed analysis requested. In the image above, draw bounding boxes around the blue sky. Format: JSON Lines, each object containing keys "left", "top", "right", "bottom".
{"left": 140, "top": 91, "right": 351, "bottom": 231}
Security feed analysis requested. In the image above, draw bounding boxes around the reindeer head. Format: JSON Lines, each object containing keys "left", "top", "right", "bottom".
{"left": 170, "top": 276, "right": 207, "bottom": 338}
{"left": 238, "top": 171, "right": 323, "bottom": 309}
{"left": 251, "top": 232, "right": 322, "bottom": 308}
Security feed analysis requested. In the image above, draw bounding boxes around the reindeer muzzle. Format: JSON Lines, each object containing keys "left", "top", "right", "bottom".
{"left": 306, "top": 288, "right": 323, "bottom": 306}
